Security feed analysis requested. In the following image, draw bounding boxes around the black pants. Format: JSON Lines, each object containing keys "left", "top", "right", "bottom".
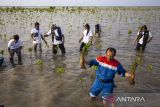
{"left": 136, "top": 43, "right": 147, "bottom": 51}
{"left": 10, "top": 47, "right": 22, "bottom": 64}
{"left": 80, "top": 42, "right": 86, "bottom": 51}
{"left": 34, "top": 43, "right": 42, "bottom": 52}
{"left": 52, "top": 44, "right": 65, "bottom": 54}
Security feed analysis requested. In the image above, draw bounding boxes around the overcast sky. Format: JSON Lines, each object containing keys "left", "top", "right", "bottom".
{"left": 0, "top": 0, "right": 160, "bottom": 6}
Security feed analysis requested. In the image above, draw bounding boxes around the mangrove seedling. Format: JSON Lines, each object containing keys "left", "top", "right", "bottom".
{"left": 130, "top": 61, "right": 138, "bottom": 85}
{"left": 0, "top": 50, "right": 4, "bottom": 57}
{"left": 55, "top": 67, "right": 65, "bottom": 79}
{"left": 83, "top": 42, "right": 91, "bottom": 53}
{"left": 147, "top": 64, "right": 153, "bottom": 72}
{"left": 128, "top": 30, "right": 132, "bottom": 36}
{"left": 79, "top": 77, "right": 85, "bottom": 89}
{"left": 130, "top": 57, "right": 142, "bottom": 85}
{"left": 80, "top": 43, "right": 92, "bottom": 69}
{"left": 35, "top": 59, "right": 44, "bottom": 68}
{"left": 28, "top": 47, "right": 33, "bottom": 58}
{"left": 83, "top": 43, "right": 92, "bottom": 53}
{"left": 92, "top": 65, "right": 98, "bottom": 70}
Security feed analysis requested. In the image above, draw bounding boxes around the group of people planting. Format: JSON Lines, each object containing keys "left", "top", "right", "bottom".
{"left": 5, "top": 22, "right": 152, "bottom": 107}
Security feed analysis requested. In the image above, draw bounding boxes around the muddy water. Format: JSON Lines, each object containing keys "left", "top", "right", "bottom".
{"left": 0, "top": 7, "right": 160, "bottom": 107}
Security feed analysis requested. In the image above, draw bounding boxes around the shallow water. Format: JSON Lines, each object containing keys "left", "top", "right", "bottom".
{"left": 0, "top": 7, "right": 160, "bottom": 107}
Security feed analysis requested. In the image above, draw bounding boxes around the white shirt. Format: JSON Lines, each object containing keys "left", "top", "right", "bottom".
{"left": 8, "top": 39, "right": 22, "bottom": 50}
{"left": 31, "top": 28, "right": 43, "bottom": 44}
{"left": 82, "top": 30, "right": 93, "bottom": 44}
{"left": 137, "top": 31, "right": 152, "bottom": 44}
{"left": 47, "top": 29, "right": 63, "bottom": 45}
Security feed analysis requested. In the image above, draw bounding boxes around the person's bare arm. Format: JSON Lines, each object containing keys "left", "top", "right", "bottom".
{"left": 79, "top": 33, "right": 84, "bottom": 43}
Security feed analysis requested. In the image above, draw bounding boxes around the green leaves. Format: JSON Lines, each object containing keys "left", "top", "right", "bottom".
{"left": 131, "top": 60, "right": 138, "bottom": 74}
{"left": 56, "top": 67, "right": 65, "bottom": 74}
{"left": 55, "top": 67, "right": 65, "bottom": 79}
{"left": 129, "top": 56, "right": 154, "bottom": 85}
{"left": 80, "top": 43, "right": 92, "bottom": 69}
{"left": 79, "top": 77, "right": 85, "bottom": 89}
{"left": 135, "top": 57, "right": 143, "bottom": 65}
{"left": 82, "top": 43, "right": 92, "bottom": 54}
{"left": 35, "top": 59, "right": 44, "bottom": 67}
{"left": 0, "top": 50, "right": 4, "bottom": 57}
{"left": 130, "top": 57, "right": 141, "bottom": 85}
{"left": 28, "top": 47, "right": 33, "bottom": 58}
{"left": 0, "top": 50, "right": 4, "bottom": 55}
{"left": 79, "top": 77, "right": 85, "bottom": 82}
{"left": 28, "top": 47, "right": 33, "bottom": 52}
{"left": 147, "top": 64, "right": 153, "bottom": 72}
{"left": 128, "top": 29, "right": 132, "bottom": 36}
{"left": 92, "top": 65, "right": 98, "bottom": 70}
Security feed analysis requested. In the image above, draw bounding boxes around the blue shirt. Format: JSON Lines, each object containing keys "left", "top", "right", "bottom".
{"left": 89, "top": 56, "right": 126, "bottom": 81}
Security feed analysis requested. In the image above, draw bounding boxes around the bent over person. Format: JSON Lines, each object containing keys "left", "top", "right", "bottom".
{"left": 8, "top": 35, "right": 22, "bottom": 66}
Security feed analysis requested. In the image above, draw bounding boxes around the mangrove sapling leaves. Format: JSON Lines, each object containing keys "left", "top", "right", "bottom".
{"left": 80, "top": 43, "right": 92, "bottom": 69}
{"left": 136, "top": 57, "right": 142, "bottom": 65}
{"left": 92, "top": 65, "right": 98, "bottom": 70}
{"left": 128, "top": 29, "right": 132, "bottom": 36}
{"left": 28, "top": 47, "right": 33, "bottom": 52}
{"left": 147, "top": 64, "right": 153, "bottom": 72}
{"left": 79, "top": 77, "right": 85, "bottom": 89}
{"left": 121, "top": 77, "right": 127, "bottom": 81}
{"left": 130, "top": 57, "right": 141, "bottom": 85}
{"left": 0, "top": 50, "right": 4, "bottom": 54}
{"left": 55, "top": 67, "right": 65, "bottom": 79}
{"left": 82, "top": 43, "right": 92, "bottom": 54}
{"left": 0, "top": 50, "right": 4, "bottom": 57}
{"left": 28, "top": 47, "right": 33, "bottom": 58}
{"left": 35, "top": 59, "right": 44, "bottom": 68}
